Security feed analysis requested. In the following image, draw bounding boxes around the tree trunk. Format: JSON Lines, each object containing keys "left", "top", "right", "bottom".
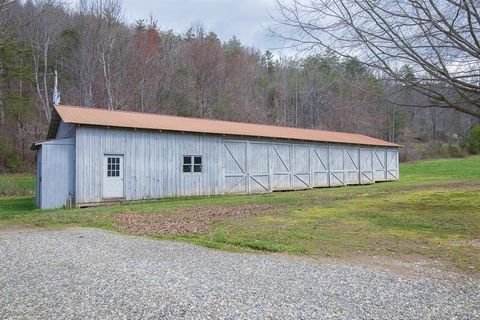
{"left": 42, "top": 39, "right": 50, "bottom": 116}
{"left": 101, "top": 51, "right": 114, "bottom": 110}
{"left": 33, "top": 52, "right": 50, "bottom": 122}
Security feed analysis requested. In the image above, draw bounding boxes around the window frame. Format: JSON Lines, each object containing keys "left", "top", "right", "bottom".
{"left": 106, "top": 156, "right": 121, "bottom": 177}
{"left": 182, "top": 155, "right": 203, "bottom": 174}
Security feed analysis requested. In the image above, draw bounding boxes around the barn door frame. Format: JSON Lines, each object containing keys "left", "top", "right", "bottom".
{"left": 360, "top": 148, "right": 375, "bottom": 184}
{"left": 329, "top": 146, "right": 346, "bottom": 186}
{"left": 223, "top": 141, "right": 248, "bottom": 194}
{"left": 386, "top": 149, "right": 399, "bottom": 180}
{"left": 311, "top": 146, "right": 330, "bottom": 187}
{"left": 270, "top": 143, "right": 293, "bottom": 190}
{"left": 344, "top": 147, "right": 360, "bottom": 185}
{"left": 223, "top": 140, "right": 271, "bottom": 194}
{"left": 292, "top": 144, "right": 312, "bottom": 189}
{"left": 247, "top": 142, "right": 270, "bottom": 193}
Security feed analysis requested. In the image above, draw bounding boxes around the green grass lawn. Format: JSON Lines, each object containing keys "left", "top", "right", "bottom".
{"left": 1, "top": 156, "right": 479, "bottom": 272}
{"left": 0, "top": 174, "right": 35, "bottom": 196}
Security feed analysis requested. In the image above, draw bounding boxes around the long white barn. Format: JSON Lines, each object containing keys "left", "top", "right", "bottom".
{"left": 33, "top": 105, "right": 401, "bottom": 209}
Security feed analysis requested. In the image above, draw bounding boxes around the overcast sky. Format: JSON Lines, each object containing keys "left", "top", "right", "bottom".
{"left": 119, "top": 0, "right": 285, "bottom": 54}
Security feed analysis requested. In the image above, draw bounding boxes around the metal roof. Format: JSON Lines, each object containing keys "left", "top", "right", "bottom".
{"left": 50, "top": 105, "right": 401, "bottom": 147}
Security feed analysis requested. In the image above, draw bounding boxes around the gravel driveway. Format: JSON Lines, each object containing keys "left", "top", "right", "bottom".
{"left": 0, "top": 228, "right": 478, "bottom": 319}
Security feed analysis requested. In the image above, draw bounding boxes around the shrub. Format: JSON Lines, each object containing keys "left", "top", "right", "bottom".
{"left": 399, "top": 142, "right": 468, "bottom": 162}
{"left": 466, "top": 124, "right": 480, "bottom": 155}
{"left": 0, "top": 137, "right": 28, "bottom": 173}
{"left": 445, "top": 144, "right": 467, "bottom": 158}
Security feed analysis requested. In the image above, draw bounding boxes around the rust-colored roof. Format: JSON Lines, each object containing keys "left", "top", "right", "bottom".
{"left": 52, "top": 105, "right": 401, "bottom": 147}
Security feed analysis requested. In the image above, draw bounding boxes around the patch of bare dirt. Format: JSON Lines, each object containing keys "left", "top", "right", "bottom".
{"left": 276, "top": 252, "right": 479, "bottom": 281}
{"left": 338, "top": 253, "right": 468, "bottom": 279}
{"left": 445, "top": 239, "right": 480, "bottom": 248}
{"left": 113, "top": 204, "right": 279, "bottom": 235}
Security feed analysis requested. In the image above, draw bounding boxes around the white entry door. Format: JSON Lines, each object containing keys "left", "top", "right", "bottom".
{"left": 103, "top": 155, "right": 124, "bottom": 198}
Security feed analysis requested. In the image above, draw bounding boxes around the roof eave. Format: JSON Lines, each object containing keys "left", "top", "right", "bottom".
{"left": 54, "top": 105, "right": 403, "bottom": 148}
{"left": 46, "top": 107, "right": 61, "bottom": 139}
{"left": 73, "top": 123, "right": 402, "bottom": 148}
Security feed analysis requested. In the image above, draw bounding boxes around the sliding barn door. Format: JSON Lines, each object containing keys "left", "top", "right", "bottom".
{"left": 248, "top": 142, "right": 270, "bottom": 193}
{"left": 223, "top": 139, "right": 392, "bottom": 194}
{"left": 386, "top": 149, "right": 399, "bottom": 180}
{"left": 270, "top": 144, "right": 292, "bottom": 191}
{"left": 360, "top": 149, "right": 375, "bottom": 184}
{"left": 223, "top": 141, "right": 248, "bottom": 194}
{"left": 292, "top": 145, "right": 311, "bottom": 189}
{"left": 373, "top": 149, "right": 387, "bottom": 181}
{"left": 329, "top": 147, "right": 345, "bottom": 186}
{"left": 311, "top": 146, "right": 329, "bottom": 187}
{"left": 344, "top": 148, "right": 360, "bottom": 185}
{"left": 223, "top": 141, "right": 271, "bottom": 194}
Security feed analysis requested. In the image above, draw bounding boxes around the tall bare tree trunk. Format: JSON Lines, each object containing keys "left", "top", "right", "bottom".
{"left": 33, "top": 52, "right": 51, "bottom": 122}
{"left": 42, "top": 38, "right": 50, "bottom": 111}
{"left": 101, "top": 50, "right": 114, "bottom": 110}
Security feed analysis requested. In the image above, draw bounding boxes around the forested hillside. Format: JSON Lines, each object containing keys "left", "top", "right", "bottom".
{"left": 0, "top": 0, "right": 478, "bottom": 172}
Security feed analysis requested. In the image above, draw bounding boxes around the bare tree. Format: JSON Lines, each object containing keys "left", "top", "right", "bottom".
{"left": 272, "top": 0, "right": 480, "bottom": 118}
{"left": 0, "top": 0, "right": 15, "bottom": 12}
{"left": 22, "top": 0, "right": 64, "bottom": 122}
{"left": 182, "top": 24, "right": 224, "bottom": 117}
{"left": 77, "top": 0, "right": 130, "bottom": 110}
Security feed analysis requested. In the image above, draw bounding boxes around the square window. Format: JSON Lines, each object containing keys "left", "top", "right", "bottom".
{"left": 183, "top": 155, "right": 203, "bottom": 173}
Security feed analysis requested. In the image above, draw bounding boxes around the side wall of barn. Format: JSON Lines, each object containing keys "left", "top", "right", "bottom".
{"left": 75, "top": 127, "right": 224, "bottom": 204}
{"left": 221, "top": 139, "right": 399, "bottom": 194}
{"left": 37, "top": 138, "right": 76, "bottom": 209}
{"left": 75, "top": 126, "right": 399, "bottom": 205}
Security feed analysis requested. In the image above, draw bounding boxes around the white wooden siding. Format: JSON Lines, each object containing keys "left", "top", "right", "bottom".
{"left": 293, "top": 144, "right": 311, "bottom": 189}
{"left": 329, "top": 147, "right": 345, "bottom": 186}
{"left": 224, "top": 140, "right": 247, "bottom": 194}
{"left": 345, "top": 147, "right": 360, "bottom": 185}
{"left": 220, "top": 140, "right": 398, "bottom": 196}
{"left": 373, "top": 149, "right": 388, "bottom": 181}
{"left": 271, "top": 143, "right": 292, "bottom": 190}
{"left": 74, "top": 126, "right": 399, "bottom": 205}
{"left": 387, "top": 149, "right": 399, "bottom": 180}
{"left": 76, "top": 127, "right": 223, "bottom": 204}
{"left": 311, "top": 146, "right": 329, "bottom": 187}
{"left": 248, "top": 142, "right": 270, "bottom": 193}
{"left": 37, "top": 138, "right": 75, "bottom": 209}
{"left": 360, "top": 149, "right": 375, "bottom": 184}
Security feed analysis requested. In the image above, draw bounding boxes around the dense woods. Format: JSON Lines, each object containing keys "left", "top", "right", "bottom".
{"left": 0, "top": 0, "right": 478, "bottom": 172}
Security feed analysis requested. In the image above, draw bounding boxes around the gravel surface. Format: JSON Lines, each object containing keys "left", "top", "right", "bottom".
{"left": 0, "top": 228, "right": 478, "bottom": 319}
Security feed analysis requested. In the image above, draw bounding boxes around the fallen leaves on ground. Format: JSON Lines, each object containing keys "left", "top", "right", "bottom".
{"left": 113, "top": 204, "right": 279, "bottom": 235}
